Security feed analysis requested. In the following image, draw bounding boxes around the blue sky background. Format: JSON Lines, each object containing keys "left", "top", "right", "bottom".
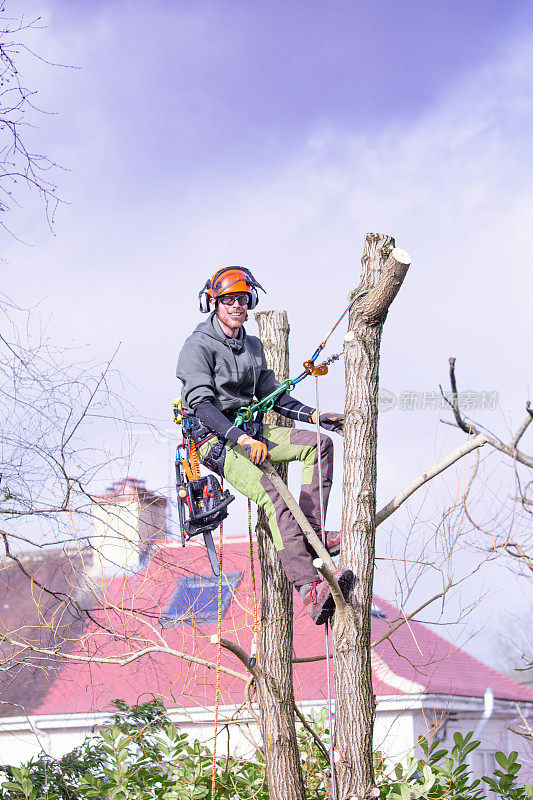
{"left": 2, "top": 0, "right": 533, "bottom": 669}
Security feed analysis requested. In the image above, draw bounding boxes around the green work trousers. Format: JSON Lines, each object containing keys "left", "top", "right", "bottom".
{"left": 198, "top": 424, "right": 334, "bottom": 586}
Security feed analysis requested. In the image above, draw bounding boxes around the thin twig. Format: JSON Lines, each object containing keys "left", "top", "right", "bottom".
{"left": 442, "top": 358, "right": 533, "bottom": 468}
{"left": 293, "top": 703, "right": 330, "bottom": 761}
{"left": 213, "top": 635, "right": 257, "bottom": 678}
{"left": 2, "top": 636, "right": 248, "bottom": 680}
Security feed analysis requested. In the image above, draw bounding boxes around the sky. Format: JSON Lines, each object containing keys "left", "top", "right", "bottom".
{"left": 2, "top": 0, "right": 533, "bottom": 669}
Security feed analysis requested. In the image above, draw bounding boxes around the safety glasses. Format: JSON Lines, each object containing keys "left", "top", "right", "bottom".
{"left": 218, "top": 294, "right": 249, "bottom": 307}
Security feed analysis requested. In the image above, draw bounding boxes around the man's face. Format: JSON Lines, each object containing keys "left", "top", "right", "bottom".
{"left": 213, "top": 293, "right": 249, "bottom": 331}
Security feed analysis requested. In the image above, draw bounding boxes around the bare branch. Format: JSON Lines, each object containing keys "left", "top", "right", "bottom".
{"left": 372, "top": 578, "right": 457, "bottom": 648}
{"left": 293, "top": 653, "right": 332, "bottom": 663}
{"left": 2, "top": 635, "right": 248, "bottom": 681}
{"left": 512, "top": 402, "right": 533, "bottom": 448}
{"left": 293, "top": 703, "right": 330, "bottom": 761}
{"left": 509, "top": 704, "right": 533, "bottom": 742}
{"left": 211, "top": 635, "right": 257, "bottom": 678}
{"left": 490, "top": 542, "right": 533, "bottom": 574}
{"left": 444, "top": 358, "right": 533, "bottom": 468}
{"left": 0, "top": 6, "right": 67, "bottom": 234}
{"left": 376, "top": 434, "right": 487, "bottom": 527}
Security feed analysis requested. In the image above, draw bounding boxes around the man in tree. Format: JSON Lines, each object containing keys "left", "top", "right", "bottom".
{"left": 176, "top": 266, "right": 353, "bottom": 623}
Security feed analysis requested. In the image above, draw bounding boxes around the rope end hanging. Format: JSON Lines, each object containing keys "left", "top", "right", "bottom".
{"left": 247, "top": 497, "right": 260, "bottom": 671}
{"left": 248, "top": 633, "right": 257, "bottom": 669}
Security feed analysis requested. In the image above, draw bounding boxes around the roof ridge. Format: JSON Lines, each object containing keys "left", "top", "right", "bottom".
{"left": 372, "top": 594, "right": 533, "bottom": 700}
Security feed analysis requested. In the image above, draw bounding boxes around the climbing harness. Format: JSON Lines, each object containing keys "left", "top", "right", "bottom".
{"left": 232, "top": 288, "right": 370, "bottom": 428}
{"left": 173, "top": 400, "right": 234, "bottom": 576}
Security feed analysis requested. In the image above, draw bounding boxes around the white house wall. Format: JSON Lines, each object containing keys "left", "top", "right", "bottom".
{"left": 1, "top": 698, "right": 531, "bottom": 781}
{"left": 0, "top": 701, "right": 416, "bottom": 768}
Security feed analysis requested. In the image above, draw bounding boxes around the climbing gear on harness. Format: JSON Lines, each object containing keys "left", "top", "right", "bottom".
{"left": 198, "top": 266, "right": 266, "bottom": 313}
{"left": 233, "top": 379, "right": 294, "bottom": 427}
{"left": 173, "top": 400, "right": 235, "bottom": 576}
{"left": 238, "top": 435, "right": 268, "bottom": 465}
{"left": 173, "top": 398, "right": 183, "bottom": 424}
{"left": 232, "top": 288, "right": 370, "bottom": 429}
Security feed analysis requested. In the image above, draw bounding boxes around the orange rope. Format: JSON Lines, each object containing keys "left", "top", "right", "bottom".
{"left": 247, "top": 498, "right": 259, "bottom": 668}
{"left": 210, "top": 480, "right": 224, "bottom": 800}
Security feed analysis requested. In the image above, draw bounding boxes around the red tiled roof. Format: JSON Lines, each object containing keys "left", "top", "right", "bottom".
{"left": 32, "top": 540, "right": 533, "bottom": 717}
{"left": 0, "top": 549, "right": 92, "bottom": 717}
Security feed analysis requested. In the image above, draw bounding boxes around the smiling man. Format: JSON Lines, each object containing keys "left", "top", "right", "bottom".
{"left": 176, "top": 266, "right": 353, "bottom": 624}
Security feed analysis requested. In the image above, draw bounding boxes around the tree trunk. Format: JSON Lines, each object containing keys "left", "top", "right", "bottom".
{"left": 254, "top": 310, "right": 307, "bottom": 800}
{"left": 334, "top": 234, "right": 411, "bottom": 799}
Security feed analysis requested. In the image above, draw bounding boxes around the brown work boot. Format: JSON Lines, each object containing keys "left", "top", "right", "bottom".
{"left": 301, "top": 568, "right": 354, "bottom": 625}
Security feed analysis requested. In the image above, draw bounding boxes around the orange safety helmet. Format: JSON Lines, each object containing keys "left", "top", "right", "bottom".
{"left": 198, "top": 266, "right": 265, "bottom": 313}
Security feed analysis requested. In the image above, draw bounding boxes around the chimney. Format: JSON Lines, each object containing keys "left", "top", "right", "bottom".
{"left": 90, "top": 478, "right": 169, "bottom": 577}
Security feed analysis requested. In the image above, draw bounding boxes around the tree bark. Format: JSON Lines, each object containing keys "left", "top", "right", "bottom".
{"left": 254, "top": 310, "right": 306, "bottom": 800}
{"left": 334, "top": 234, "right": 411, "bottom": 799}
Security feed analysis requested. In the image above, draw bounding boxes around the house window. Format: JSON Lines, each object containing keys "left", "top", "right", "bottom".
{"left": 161, "top": 572, "right": 243, "bottom": 626}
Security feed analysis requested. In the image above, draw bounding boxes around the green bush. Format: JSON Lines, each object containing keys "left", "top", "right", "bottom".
{"left": 375, "top": 731, "right": 533, "bottom": 800}
{"left": 0, "top": 699, "right": 268, "bottom": 800}
{"left": 1, "top": 701, "right": 532, "bottom": 800}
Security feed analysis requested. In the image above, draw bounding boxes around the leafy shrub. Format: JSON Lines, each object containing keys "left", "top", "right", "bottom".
{"left": 1, "top": 702, "right": 532, "bottom": 799}
{"left": 0, "top": 699, "right": 268, "bottom": 800}
{"left": 375, "top": 730, "right": 533, "bottom": 800}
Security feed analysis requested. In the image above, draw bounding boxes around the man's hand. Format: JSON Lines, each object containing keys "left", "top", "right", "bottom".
{"left": 237, "top": 434, "right": 268, "bottom": 465}
{"left": 310, "top": 410, "right": 344, "bottom": 435}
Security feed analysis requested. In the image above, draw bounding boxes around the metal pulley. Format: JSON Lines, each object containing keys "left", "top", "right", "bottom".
{"left": 302, "top": 359, "right": 329, "bottom": 377}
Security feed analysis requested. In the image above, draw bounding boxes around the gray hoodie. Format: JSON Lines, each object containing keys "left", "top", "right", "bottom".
{"left": 176, "top": 313, "right": 280, "bottom": 414}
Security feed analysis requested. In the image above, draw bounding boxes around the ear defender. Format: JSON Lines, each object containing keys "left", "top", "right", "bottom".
{"left": 247, "top": 287, "right": 259, "bottom": 310}
{"left": 198, "top": 280, "right": 212, "bottom": 313}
